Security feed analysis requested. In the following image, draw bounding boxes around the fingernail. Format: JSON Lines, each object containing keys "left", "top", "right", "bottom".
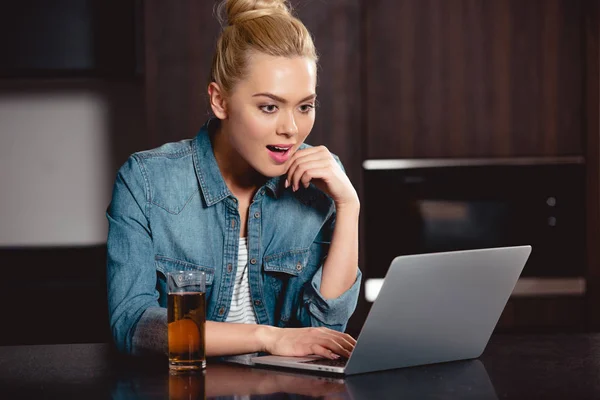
{"left": 285, "top": 179, "right": 289, "bottom": 188}
{"left": 303, "top": 182, "right": 309, "bottom": 189}
{"left": 331, "top": 353, "right": 340, "bottom": 359}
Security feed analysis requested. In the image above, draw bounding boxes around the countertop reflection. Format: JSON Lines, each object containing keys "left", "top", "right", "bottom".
{"left": 113, "top": 363, "right": 345, "bottom": 399}
{"left": 112, "top": 358, "right": 495, "bottom": 400}
{"left": 2, "top": 334, "right": 600, "bottom": 399}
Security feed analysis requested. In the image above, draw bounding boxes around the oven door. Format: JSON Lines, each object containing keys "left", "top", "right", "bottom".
{"left": 362, "top": 160, "right": 585, "bottom": 281}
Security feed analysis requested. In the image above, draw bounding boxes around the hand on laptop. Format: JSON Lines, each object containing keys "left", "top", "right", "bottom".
{"left": 263, "top": 327, "right": 355, "bottom": 359}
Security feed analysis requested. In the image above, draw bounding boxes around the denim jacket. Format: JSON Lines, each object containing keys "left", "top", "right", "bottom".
{"left": 106, "top": 121, "right": 361, "bottom": 354}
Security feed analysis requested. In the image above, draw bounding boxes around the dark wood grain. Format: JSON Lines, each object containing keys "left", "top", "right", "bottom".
{"left": 365, "top": 0, "right": 584, "bottom": 159}
{"left": 144, "top": 0, "right": 220, "bottom": 148}
{"left": 497, "top": 297, "right": 586, "bottom": 333}
{"left": 585, "top": 0, "right": 600, "bottom": 331}
{"left": 291, "top": 0, "right": 362, "bottom": 185}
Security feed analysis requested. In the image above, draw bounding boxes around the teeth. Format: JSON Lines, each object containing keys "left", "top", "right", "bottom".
{"left": 270, "top": 146, "right": 289, "bottom": 151}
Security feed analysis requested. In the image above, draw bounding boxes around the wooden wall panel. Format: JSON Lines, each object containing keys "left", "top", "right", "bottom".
{"left": 585, "top": 0, "right": 600, "bottom": 331}
{"left": 365, "top": 0, "right": 584, "bottom": 159}
{"left": 292, "top": 0, "right": 362, "bottom": 185}
{"left": 497, "top": 297, "right": 586, "bottom": 333}
{"left": 144, "top": 0, "right": 220, "bottom": 148}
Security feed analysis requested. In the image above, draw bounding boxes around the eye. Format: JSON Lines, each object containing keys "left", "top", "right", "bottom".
{"left": 299, "top": 104, "right": 315, "bottom": 113}
{"left": 259, "top": 105, "right": 278, "bottom": 114}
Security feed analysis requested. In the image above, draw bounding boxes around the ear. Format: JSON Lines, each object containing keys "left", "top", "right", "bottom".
{"left": 208, "top": 82, "right": 227, "bottom": 119}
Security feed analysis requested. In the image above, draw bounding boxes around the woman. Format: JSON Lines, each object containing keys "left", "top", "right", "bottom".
{"left": 107, "top": 0, "right": 361, "bottom": 360}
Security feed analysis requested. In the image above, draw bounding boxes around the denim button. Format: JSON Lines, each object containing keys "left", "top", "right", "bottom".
{"left": 218, "top": 307, "right": 225, "bottom": 315}
{"left": 250, "top": 258, "right": 257, "bottom": 265}
{"left": 296, "top": 262, "right": 302, "bottom": 271}
{"left": 227, "top": 263, "right": 233, "bottom": 273}
{"left": 254, "top": 212, "right": 260, "bottom": 218}
{"left": 254, "top": 300, "right": 262, "bottom": 306}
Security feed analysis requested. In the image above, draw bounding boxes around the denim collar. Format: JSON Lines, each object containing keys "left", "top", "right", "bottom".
{"left": 192, "top": 119, "right": 284, "bottom": 207}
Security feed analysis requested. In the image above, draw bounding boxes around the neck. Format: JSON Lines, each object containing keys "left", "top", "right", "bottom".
{"left": 211, "top": 123, "right": 266, "bottom": 197}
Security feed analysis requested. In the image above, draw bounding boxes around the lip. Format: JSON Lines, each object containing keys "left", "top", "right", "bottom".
{"left": 266, "top": 144, "right": 294, "bottom": 164}
{"left": 268, "top": 144, "right": 294, "bottom": 150}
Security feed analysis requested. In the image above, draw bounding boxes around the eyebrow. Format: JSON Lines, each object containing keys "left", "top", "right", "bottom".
{"left": 252, "top": 92, "right": 317, "bottom": 104}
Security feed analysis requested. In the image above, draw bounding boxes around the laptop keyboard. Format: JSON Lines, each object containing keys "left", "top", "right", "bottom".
{"left": 300, "top": 358, "right": 348, "bottom": 368}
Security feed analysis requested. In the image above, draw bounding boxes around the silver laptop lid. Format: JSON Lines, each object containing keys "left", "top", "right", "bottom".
{"left": 345, "top": 246, "right": 531, "bottom": 375}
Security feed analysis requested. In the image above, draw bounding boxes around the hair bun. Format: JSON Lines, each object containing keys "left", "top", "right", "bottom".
{"left": 217, "top": 0, "right": 291, "bottom": 26}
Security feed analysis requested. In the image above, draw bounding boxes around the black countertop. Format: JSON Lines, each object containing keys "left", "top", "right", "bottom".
{"left": 0, "top": 333, "right": 599, "bottom": 399}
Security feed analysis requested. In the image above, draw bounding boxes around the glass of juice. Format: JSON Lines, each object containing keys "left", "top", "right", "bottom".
{"left": 169, "top": 370, "right": 206, "bottom": 400}
{"left": 167, "top": 270, "right": 206, "bottom": 371}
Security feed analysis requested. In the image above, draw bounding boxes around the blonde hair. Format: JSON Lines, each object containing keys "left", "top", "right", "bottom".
{"left": 211, "top": 0, "right": 318, "bottom": 95}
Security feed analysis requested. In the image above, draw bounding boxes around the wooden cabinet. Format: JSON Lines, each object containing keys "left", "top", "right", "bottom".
{"left": 144, "top": 0, "right": 220, "bottom": 148}
{"left": 365, "top": 0, "right": 584, "bottom": 159}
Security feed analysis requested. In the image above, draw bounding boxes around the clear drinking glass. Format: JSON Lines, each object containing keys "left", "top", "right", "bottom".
{"left": 169, "top": 370, "right": 206, "bottom": 400}
{"left": 167, "top": 270, "right": 206, "bottom": 371}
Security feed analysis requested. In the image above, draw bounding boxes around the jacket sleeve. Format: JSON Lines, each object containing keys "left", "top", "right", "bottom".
{"left": 106, "top": 155, "right": 167, "bottom": 355}
{"left": 298, "top": 154, "right": 362, "bottom": 332}
{"left": 302, "top": 262, "right": 362, "bottom": 332}
{"left": 298, "top": 213, "right": 362, "bottom": 332}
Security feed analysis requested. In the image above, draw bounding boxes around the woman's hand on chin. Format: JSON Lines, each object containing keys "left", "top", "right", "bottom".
{"left": 285, "top": 146, "right": 359, "bottom": 208}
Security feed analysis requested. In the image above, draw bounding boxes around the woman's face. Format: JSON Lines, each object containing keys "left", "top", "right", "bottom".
{"left": 217, "top": 52, "right": 317, "bottom": 178}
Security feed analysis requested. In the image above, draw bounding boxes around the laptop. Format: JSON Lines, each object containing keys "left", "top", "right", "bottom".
{"left": 252, "top": 245, "right": 532, "bottom": 375}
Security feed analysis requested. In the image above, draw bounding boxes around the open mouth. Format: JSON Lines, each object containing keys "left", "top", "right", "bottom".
{"left": 266, "top": 144, "right": 294, "bottom": 164}
{"left": 266, "top": 145, "right": 292, "bottom": 153}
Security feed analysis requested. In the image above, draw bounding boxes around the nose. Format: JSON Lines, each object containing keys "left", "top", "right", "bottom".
{"left": 276, "top": 110, "right": 298, "bottom": 137}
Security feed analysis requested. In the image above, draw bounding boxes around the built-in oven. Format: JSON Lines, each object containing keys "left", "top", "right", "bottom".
{"left": 361, "top": 157, "right": 586, "bottom": 303}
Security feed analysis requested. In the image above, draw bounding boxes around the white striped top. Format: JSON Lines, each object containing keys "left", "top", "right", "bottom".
{"left": 225, "top": 237, "right": 258, "bottom": 324}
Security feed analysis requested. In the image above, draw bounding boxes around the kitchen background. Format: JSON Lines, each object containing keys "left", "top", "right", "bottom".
{"left": 0, "top": 0, "right": 598, "bottom": 344}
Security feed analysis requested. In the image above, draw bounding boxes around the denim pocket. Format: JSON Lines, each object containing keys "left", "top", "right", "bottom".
{"left": 263, "top": 248, "right": 310, "bottom": 276}
{"left": 262, "top": 248, "right": 312, "bottom": 326}
{"left": 263, "top": 248, "right": 310, "bottom": 296}
{"left": 155, "top": 255, "right": 215, "bottom": 285}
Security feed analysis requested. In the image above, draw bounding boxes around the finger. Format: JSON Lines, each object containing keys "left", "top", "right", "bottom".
{"left": 287, "top": 152, "right": 330, "bottom": 189}
{"left": 344, "top": 333, "right": 357, "bottom": 347}
{"left": 296, "top": 166, "right": 328, "bottom": 191}
{"left": 290, "top": 162, "right": 329, "bottom": 191}
{"left": 290, "top": 145, "right": 329, "bottom": 164}
{"left": 319, "top": 329, "right": 357, "bottom": 352}
{"left": 298, "top": 166, "right": 330, "bottom": 190}
{"left": 310, "top": 343, "right": 339, "bottom": 360}
{"left": 328, "top": 333, "right": 356, "bottom": 355}
{"left": 321, "top": 337, "right": 352, "bottom": 358}
{"left": 330, "top": 331, "right": 357, "bottom": 347}
{"left": 291, "top": 145, "right": 327, "bottom": 160}
{"left": 309, "top": 332, "right": 351, "bottom": 358}
{"left": 287, "top": 146, "right": 330, "bottom": 175}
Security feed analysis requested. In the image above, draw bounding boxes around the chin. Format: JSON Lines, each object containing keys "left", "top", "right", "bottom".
{"left": 257, "top": 164, "right": 288, "bottom": 179}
